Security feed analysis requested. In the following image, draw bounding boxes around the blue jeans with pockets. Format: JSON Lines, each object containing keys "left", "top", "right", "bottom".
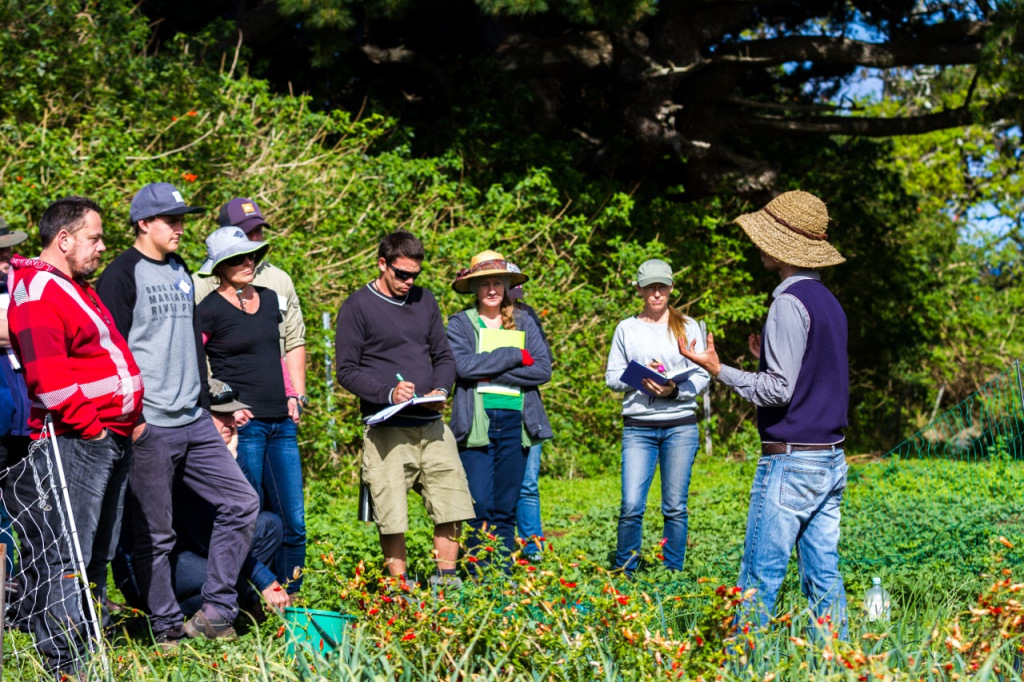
{"left": 235, "top": 416, "right": 306, "bottom": 592}
{"left": 737, "top": 447, "right": 848, "bottom": 639}
{"left": 615, "top": 423, "right": 699, "bottom": 575}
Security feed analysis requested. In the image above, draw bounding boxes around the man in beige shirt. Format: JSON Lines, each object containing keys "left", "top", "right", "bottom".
{"left": 193, "top": 198, "right": 308, "bottom": 421}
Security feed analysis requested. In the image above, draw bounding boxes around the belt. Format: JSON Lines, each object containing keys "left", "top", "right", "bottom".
{"left": 761, "top": 442, "right": 838, "bottom": 455}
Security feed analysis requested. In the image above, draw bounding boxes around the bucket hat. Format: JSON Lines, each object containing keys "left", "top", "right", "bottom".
{"left": 218, "top": 198, "right": 270, "bottom": 234}
{"left": 0, "top": 217, "right": 28, "bottom": 249}
{"left": 129, "top": 182, "right": 205, "bottom": 223}
{"left": 505, "top": 261, "right": 525, "bottom": 300}
{"left": 452, "top": 250, "right": 528, "bottom": 294}
{"left": 733, "top": 190, "right": 845, "bottom": 269}
{"left": 196, "top": 226, "right": 270, "bottom": 277}
{"left": 632, "top": 259, "right": 673, "bottom": 288}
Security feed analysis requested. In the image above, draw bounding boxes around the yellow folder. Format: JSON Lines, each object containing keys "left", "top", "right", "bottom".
{"left": 477, "top": 328, "right": 525, "bottom": 396}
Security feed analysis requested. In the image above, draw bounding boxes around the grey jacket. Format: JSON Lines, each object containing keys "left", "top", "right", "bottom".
{"left": 447, "top": 309, "right": 553, "bottom": 444}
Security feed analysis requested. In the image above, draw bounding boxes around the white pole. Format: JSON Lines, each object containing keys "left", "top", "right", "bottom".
{"left": 700, "top": 320, "right": 712, "bottom": 457}
{"left": 322, "top": 312, "right": 337, "bottom": 456}
{"left": 45, "top": 418, "right": 106, "bottom": 669}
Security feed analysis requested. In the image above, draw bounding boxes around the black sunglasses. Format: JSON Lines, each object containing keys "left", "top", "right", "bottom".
{"left": 211, "top": 386, "right": 239, "bottom": 406}
{"left": 223, "top": 250, "right": 263, "bottom": 267}
{"left": 389, "top": 263, "right": 422, "bottom": 281}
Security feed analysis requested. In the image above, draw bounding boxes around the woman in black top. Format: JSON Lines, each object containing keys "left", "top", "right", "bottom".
{"left": 195, "top": 226, "right": 305, "bottom": 595}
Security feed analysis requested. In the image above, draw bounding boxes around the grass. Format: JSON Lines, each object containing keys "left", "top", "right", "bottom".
{"left": 4, "top": 454, "right": 1024, "bottom": 679}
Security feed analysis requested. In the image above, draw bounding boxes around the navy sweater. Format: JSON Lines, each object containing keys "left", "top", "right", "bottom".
{"left": 334, "top": 283, "right": 455, "bottom": 422}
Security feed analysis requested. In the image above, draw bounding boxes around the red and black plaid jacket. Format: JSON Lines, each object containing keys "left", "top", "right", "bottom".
{"left": 7, "top": 255, "right": 144, "bottom": 439}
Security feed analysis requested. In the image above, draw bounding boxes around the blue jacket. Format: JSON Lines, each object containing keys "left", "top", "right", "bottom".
{"left": 447, "top": 309, "right": 553, "bottom": 445}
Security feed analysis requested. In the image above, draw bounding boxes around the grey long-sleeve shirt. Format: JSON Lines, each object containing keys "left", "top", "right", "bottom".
{"left": 605, "top": 315, "right": 710, "bottom": 422}
{"left": 715, "top": 271, "right": 818, "bottom": 408}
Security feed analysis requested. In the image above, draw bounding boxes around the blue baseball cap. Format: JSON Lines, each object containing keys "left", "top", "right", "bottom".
{"left": 129, "top": 183, "right": 206, "bottom": 223}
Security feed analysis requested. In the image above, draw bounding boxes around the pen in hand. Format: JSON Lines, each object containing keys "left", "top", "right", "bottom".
{"left": 395, "top": 373, "right": 418, "bottom": 399}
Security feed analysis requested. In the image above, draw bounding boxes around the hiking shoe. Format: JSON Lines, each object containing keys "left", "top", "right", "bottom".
{"left": 153, "top": 625, "right": 186, "bottom": 649}
{"left": 183, "top": 608, "right": 237, "bottom": 641}
{"left": 428, "top": 573, "right": 463, "bottom": 596}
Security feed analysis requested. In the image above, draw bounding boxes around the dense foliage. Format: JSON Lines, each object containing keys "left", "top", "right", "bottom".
{"left": 1, "top": 0, "right": 1022, "bottom": 477}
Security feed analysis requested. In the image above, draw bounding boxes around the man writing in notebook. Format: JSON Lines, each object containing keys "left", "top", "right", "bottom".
{"left": 334, "top": 230, "right": 474, "bottom": 590}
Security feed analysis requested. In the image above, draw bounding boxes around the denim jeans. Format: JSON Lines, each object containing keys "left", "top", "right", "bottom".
{"left": 615, "top": 423, "right": 699, "bottom": 575}
{"left": 459, "top": 409, "right": 528, "bottom": 556}
{"left": 174, "top": 511, "right": 283, "bottom": 617}
{"left": 738, "top": 448, "right": 848, "bottom": 639}
{"left": 130, "top": 414, "right": 259, "bottom": 634}
{"left": 7, "top": 432, "right": 130, "bottom": 675}
{"left": 516, "top": 442, "right": 545, "bottom": 556}
{"left": 235, "top": 417, "right": 306, "bottom": 592}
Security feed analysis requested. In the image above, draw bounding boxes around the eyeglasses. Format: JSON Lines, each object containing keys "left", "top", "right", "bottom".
{"left": 389, "top": 263, "right": 422, "bottom": 281}
{"left": 211, "top": 386, "right": 238, "bottom": 406}
{"left": 223, "top": 251, "right": 261, "bottom": 267}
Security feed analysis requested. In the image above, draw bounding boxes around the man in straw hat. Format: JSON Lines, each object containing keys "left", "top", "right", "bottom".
{"left": 96, "top": 183, "right": 258, "bottom": 643}
{"left": 679, "top": 190, "right": 849, "bottom": 637}
{"left": 335, "top": 230, "right": 474, "bottom": 591}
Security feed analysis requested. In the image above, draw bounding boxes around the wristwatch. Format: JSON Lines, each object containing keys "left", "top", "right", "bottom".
{"left": 288, "top": 395, "right": 310, "bottom": 408}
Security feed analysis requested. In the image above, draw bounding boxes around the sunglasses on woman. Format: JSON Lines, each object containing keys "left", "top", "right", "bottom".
{"left": 223, "top": 251, "right": 262, "bottom": 267}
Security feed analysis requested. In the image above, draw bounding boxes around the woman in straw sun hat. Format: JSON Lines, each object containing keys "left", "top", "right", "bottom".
{"left": 679, "top": 190, "right": 851, "bottom": 638}
{"left": 195, "top": 226, "right": 305, "bottom": 596}
{"left": 605, "top": 258, "right": 709, "bottom": 577}
{"left": 447, "top": 250, "right": 553, "bottom": 564}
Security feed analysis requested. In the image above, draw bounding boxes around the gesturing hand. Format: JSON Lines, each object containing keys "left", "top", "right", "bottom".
{"left": 678, "top": 332, "right": 722, "bottom": 378}
{"left": 748, "top": 333, "right": 761, "bottom": 360}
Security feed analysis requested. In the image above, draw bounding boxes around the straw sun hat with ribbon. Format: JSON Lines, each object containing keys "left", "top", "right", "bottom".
{"left": 734, "top": 190, "right": 845, "bottom": 269}
{"left": 452, "top": 250, "right": 528, "bottom": 294}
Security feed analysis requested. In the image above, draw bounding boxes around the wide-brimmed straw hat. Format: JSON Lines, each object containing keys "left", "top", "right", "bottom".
{"left": 734, "top": 190, "right": 845, "bottom": 269}
{"left": 452, "top": 250, "right": 528, "bottom": 294}
{"left": 196, "top": 225, "right": 270, "bottom": 277}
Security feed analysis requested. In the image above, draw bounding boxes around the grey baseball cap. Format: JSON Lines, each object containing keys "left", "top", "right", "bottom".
{"left": 129, "top": 182, "right": 206, "bottom": 223}
{"left": 208, "top": 378, "right": 250, "bottom": 414}
{"left": 633, "top": 259, "right": 674, "bottom": 287}
{"left": 196, "top": 225, "right": 270, "bottom": 277}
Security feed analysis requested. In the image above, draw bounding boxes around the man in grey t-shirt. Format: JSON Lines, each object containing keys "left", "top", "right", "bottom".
{"left": 96, "top": 183, "right": 259, "bottom": 643}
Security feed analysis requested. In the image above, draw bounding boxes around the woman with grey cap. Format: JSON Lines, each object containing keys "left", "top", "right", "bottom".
{"left": 605, "top": 259, "right": 709, "bottom": 576}
{"left": 195, "top": 226, "right": 306, "bottom": 594}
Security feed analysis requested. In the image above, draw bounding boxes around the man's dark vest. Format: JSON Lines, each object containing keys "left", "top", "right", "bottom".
{"left": 757, "top": 278, "right": 848, "bottom": 444}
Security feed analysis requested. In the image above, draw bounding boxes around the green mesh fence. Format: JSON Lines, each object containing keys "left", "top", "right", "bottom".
{"left": 842, "top": 360, "right": 1024, "bottom": 570}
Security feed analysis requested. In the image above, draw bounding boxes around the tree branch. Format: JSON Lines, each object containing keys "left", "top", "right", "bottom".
{"left": 713, "top": 29, "right": 987, "bottom": 69}
{"left": 733, "top": 99, "right": 1022, "bottom": 137}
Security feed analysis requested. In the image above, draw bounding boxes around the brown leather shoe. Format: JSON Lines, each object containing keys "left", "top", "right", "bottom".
{"left": 183, "top": 608, "right": 237, "bottom": 641}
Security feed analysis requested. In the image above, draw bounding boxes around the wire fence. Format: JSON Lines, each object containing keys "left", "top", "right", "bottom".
{"left": 844, "top": 360, "right": 1024, "bottom": 570}
{"left": 0, "top": 421, "right": 105, "bottom": 679}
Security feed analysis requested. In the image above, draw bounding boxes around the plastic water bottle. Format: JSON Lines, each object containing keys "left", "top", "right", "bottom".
{"left": 865, "top": 576, "right": 891, "bottom": 622}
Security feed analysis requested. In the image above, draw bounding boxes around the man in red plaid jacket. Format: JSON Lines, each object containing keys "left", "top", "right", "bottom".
{"left": 6, "top": 196, "right": 143, "bottom": 677}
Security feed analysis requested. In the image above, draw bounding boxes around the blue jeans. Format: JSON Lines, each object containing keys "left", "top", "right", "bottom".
{"left": 236, "top": 417, "right": 306, "bottom": 592}
{"left": 174, "top": 511, "right": 284, "bottom": 617}
{"left": 738, "top": 448, "right": 848, "bottom": 639}
{"left": 615, "top": 423, "right": 699, "bottom": 575}
{"left": 516, "top": 442, "right": 545, "bottom": 556}
{"left": 459, "top": 409, "right": 528, "bottom": 556}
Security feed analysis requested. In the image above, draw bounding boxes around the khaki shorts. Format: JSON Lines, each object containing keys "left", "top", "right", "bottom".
{"left": 362, "top": 420, "right": 475, "bottom": 535}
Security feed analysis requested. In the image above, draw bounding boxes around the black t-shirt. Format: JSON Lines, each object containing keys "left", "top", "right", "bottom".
{"left": 197, "top": 286, "right": 287, "bottom": 419}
